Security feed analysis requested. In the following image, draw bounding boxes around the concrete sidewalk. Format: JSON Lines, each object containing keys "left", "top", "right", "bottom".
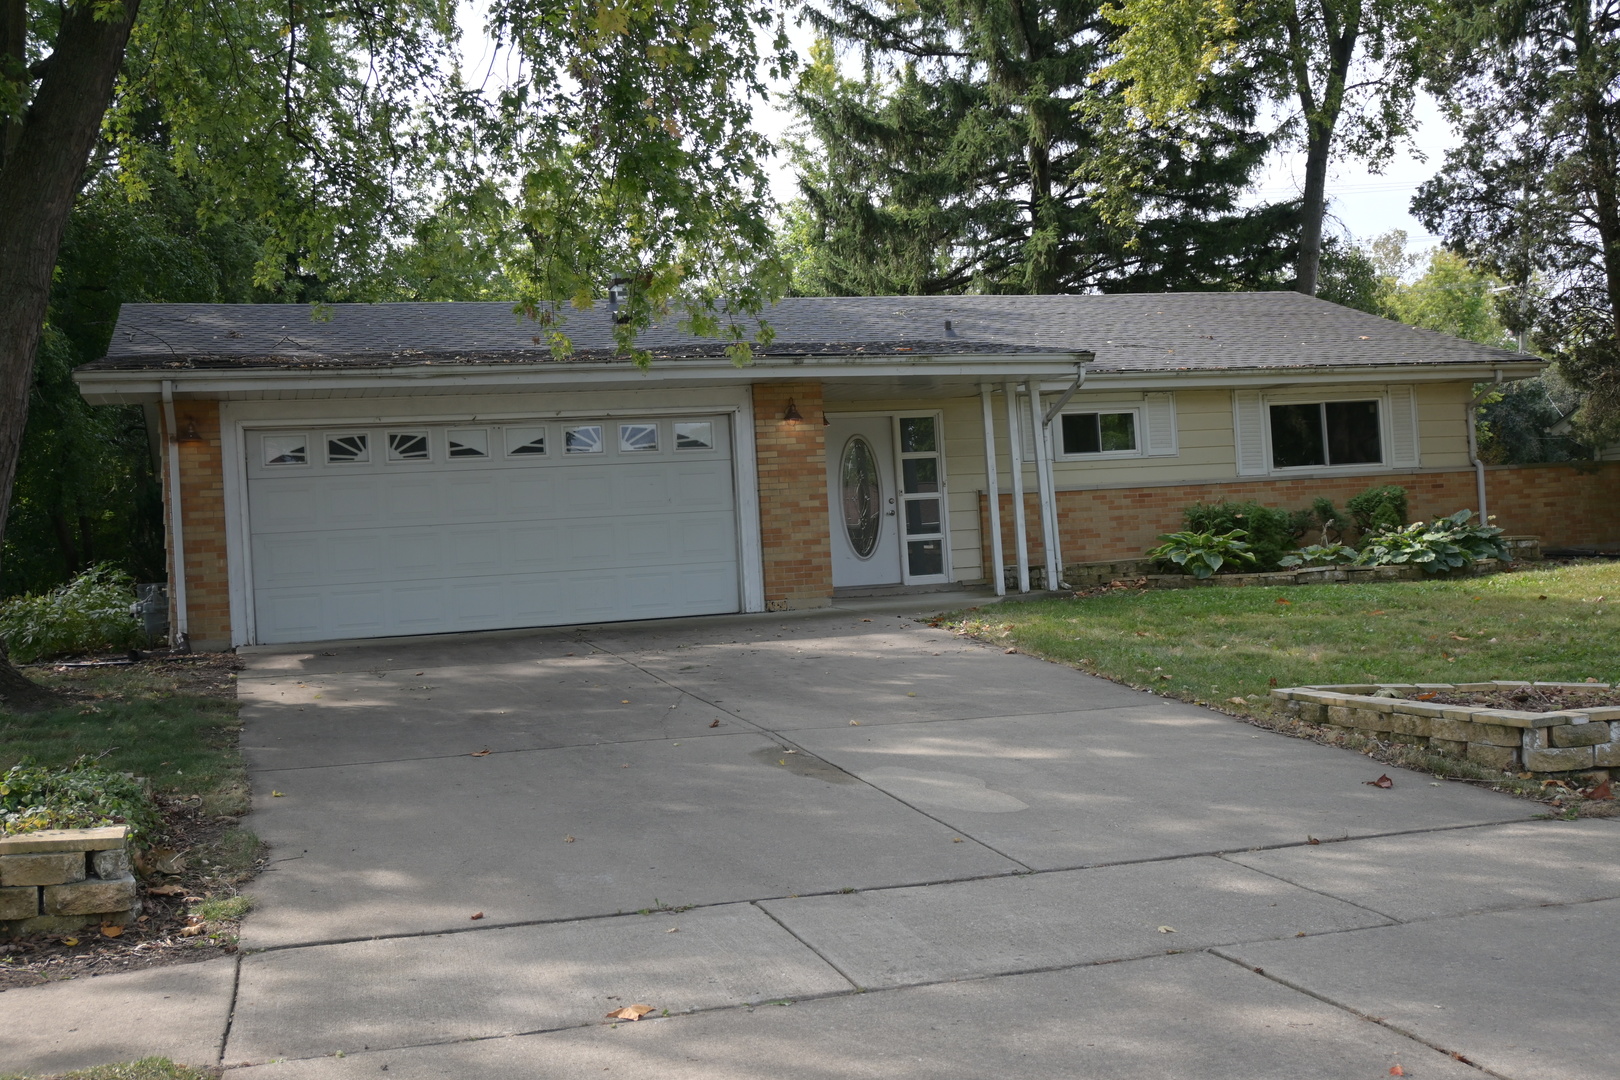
{"left": 5, "top": 607, "right": 1616, "bottom": 1078}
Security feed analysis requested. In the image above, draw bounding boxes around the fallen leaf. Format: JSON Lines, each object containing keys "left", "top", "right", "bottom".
{"left": 605, "top": 1004, "right": 655, "bottom": 1021}
{"left": 415, "top": 672, "right": 423, "bottom": 676}
{"left": 1295, "top": 931, "right": 1306, "bottom": 937}
{"left": 1449, "top": 633, "right": 1469, "bottom": 641}
{"left": 1307, "top": 836, "right": 1321, "bottom": 844}
{"left": 1390, "top": 1066, "right": 1405, "bottom": 1076}
{"left": 861, "top": 618, "right": 871, "bottom": 622}
{"left": 906, "top": 691, "right": 917, "bottom": 697}
{"left": 951, "top": 837, "right": 964, "bottom": 843}
{"left": 1588, "top": 780, "right": 1614, "bottom": 801}
{"left": 1004, "top": 647, "right": 1017, "bottom": 654}
{"left": 1157, "top": 926, "right": 1176, "bottom": 934}
{"left": 100, "top": 924, "right": 124, "bottom": 938}
{"left": 1365, "top": 774, "right": 1395, "bottom": 789}
{"left": 1275, "top": 597, "right": 1291, "bottom": 605}
{"left": 1268, "top": 676, "right": 1278, "bottom": 687}
{"left": 564, "top": 836, "right": 576, "bottom": 843}
{"left": 708, "top": 719, "right": 721, "bottom": 728}
{"left": 150, "top": 848, "right": 187, "bottom": 874}
{"left": 147, "top": 884, "right": 186, "bottom": 896}
{"left": 62, "top": 937, "right": 79, "bottom": 946}
{"left": 849, "top": 720, "right": 860, "bottom": 726}
{"left": 1156, "top": 673, "right": 1171, "bottom": 681}
{"left": 1368, "top": 610, "right": 1385, "bottom": 615}
{"left": 665, "top": 927, "right": 679, "bottom": 933}
{"left": 1415, "top": 692, "right": 1437, "bottom": 700}
{"left": 621, "top": 700, "right": 631, "bottom": 704}
{"left": 1586, "top": 675, "right": 1601, "bottom": 682}
{"left": 1228, "top": 697, "right": 1248, "bottom": 705}
{"left": 470, "top": 749, "right": 491, "bottom": 757}
{"left": 1538, "top": 594, "right": 1548, "bottom": 600}
{"left": 272, "top": 791, "right": 286, "bottom": 798}
{"left": 470, "top": 911, "right": 485, "bottom": 920}
{"left": 179, "top": 924, "right": 205, "bottom": 937}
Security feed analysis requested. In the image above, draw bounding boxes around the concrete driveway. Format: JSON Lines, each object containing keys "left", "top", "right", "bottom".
{"left": 6, "top": 606, "right": 1619, "bottom": 1078}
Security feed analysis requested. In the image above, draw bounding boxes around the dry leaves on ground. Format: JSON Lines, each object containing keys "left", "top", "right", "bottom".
{"left": 606, "top": 1004, "right": 655, "bottom": 1021}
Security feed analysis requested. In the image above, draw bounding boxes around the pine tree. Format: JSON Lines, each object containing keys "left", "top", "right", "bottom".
{"left": 786, "top": 2, "right": 1296, "bottom": 296}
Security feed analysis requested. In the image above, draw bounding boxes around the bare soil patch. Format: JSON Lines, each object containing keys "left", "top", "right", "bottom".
{"left": 1418, "top": 685, "right": 1620, "bottom": 711}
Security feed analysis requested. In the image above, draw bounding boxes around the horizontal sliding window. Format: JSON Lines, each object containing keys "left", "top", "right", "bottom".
{"left": 1060, "top": 411, "right": 1137, "bottom": 456}
{"left": 1269, "top": 401, "right": 1381, "bottom": 469}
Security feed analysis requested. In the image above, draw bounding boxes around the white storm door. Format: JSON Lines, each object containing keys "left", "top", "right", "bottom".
{"left": 827, "top": 416, "right": 902, "bottom": 587}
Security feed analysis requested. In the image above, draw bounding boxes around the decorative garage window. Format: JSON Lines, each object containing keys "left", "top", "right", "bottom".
{"left": 674, "top": 421, "right": 714, "bottom": 450}
{"left": 326, "top": 433, "right": 369, "bottom": 464}
{"left": 565, "top": 425, "right": 604, "bottom": 454}
{"left": 619, "top": 423, "right": 659, "bottom": 452}
{"left": 1234, "top": 387, "right": 1419, "bottom": 475}
{"left": 504, "top": 426, "right": 547, "bottom": 456}
{"left": 447, "top": 429, "right": 489, "bottom": 458}
{"left": 387, "top": 431, "right": 430, "bottom": 461}
{"left": 1060, "top": 411, "right": 1137, "bottom": 456}
{"left": 263, "top": 434, "right": 308, "bottom": 466}
{"left": 1269, "top": 401, "right": 1381, "bottom": 468}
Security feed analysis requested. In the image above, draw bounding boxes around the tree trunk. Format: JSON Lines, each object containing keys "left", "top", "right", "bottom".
{"left": 1295, "top": 118, "right": 1333, "bottom": 295}
{"left": 0, "top": 1, "right": 142, "bottom": 710}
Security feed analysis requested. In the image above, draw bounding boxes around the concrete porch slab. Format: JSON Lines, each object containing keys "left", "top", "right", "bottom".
{"left": 1217, "top": 898, "right": 1620, "bottom": 1080}
{"left": 229, "top": 952, "right": 1481, "bottom": 1080}
{"left": 227, "top": 903, "right": 850, "bottom": 1064}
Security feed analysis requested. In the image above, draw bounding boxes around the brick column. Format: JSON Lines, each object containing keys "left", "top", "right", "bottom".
{"left": 161, "top": 400, "right": 232, "bottom": 649}
{"left": 753, "top": 382, "right": 833, "bottom": 609}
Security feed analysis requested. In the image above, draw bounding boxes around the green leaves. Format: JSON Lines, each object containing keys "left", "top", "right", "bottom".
{"left": 1354, "top": 510, "right": 1509, "bottom": 574}
{"left": 1147, "top": 528, "right": 1258, "bottom": 579}
{"left": 0, "top": 564, "right": 145, "bottom": 663}
{"left": 1, "top": 757, "right": 161, "bottom": 843}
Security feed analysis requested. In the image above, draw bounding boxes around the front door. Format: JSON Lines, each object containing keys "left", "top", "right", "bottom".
{"left": 826, "top": 417, "right": 902, "bottom": 587}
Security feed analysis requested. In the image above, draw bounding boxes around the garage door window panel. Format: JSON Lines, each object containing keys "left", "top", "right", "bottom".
{"left": 263, "top": 435, "right": 309, "bottom": 466}
{"left": 565, "top": 425, "right": 604, "bottom": 454}
{"left": 675, "top": 422, "right": 714, "bottom": 450}
{"left": 1269, "top": 401, "right": 1381, "bottom": 468}
{"left": 504, "top": 426, "right": 547, "bottom": 457}
{"left": 448, "top": 429, "right": 489, "bottom": 458}
{"left": 619, "top": 423, "right": 659, "bottom": 452}
{"left": 326, "top": 433, "right": 369, "bottom": 464}
{"left": 388, "top": 432, "right": 431, "bottom": 461}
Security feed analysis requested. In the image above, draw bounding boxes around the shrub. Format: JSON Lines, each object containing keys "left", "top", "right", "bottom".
{"left": 0, "top": 564, "right": 145, "bottom": 664}
{"left": 1356, "top": 510, "right": 1509, "bottom": 574}
{"left": 1146, "top": 529, "right": 1258, "bottom": 579}
{"left": 1346, "top": 485, "right": 1409, "bottom": 534}
{"left": 1182, "top": 501, "right": 1296, "bottom": 570}
{"left": 0, "top": 758, "right": 161, "bottom": 843}
{"left": 1279, "top": 542, "right": 1359, "bottom": 568}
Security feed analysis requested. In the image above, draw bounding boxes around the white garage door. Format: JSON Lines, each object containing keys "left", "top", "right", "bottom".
{"left": 245, "top": 415, "right": 740, "bottom": 644}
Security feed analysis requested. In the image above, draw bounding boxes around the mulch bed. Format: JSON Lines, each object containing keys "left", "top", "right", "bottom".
{"left": 1, "top": 653, "right": 258, "bottom": 991}
{"left": 1417, "top": 685, "right": 1620, "bottom": 711}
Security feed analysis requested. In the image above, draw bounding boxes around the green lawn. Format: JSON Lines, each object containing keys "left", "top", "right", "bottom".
{"left": 1, "top": 663, "right": 246, "bottom": 818}
{"left": 947, "top": 561, "right": 1620, "bottom": 714}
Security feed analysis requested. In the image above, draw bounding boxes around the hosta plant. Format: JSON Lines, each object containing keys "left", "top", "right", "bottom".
{"left": 1147, "top": 529, "right": 1258, "bottom": 579}
{"left": 1279, "top": 542, "right": 1359, "bottom": 568}
{"left": 1356, "top": 510, "right": 1509, "bottom": 574}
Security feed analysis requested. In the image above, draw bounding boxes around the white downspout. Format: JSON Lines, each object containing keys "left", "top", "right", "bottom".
{"left": 981, "top": 385, "right": 1006, "bottom": 596}
{"left": 1028, "top": 383, "right": 1060, "bottom": 589}
{"left": 1467, "top": 370, "right": 1504, "bottom": 525}
{"left": 161, "top": 381, "right": 189, "bottom": 648}
{"left": 1003, "top": 380, "right": 1031, "bottom": 592}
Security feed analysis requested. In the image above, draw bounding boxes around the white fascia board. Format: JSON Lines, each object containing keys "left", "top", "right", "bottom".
{"left": 74, "top": 352, "right": 1085, "bottom": 404}
{"left": 1033, "top": 361, "right": 1545, "bottom": 393}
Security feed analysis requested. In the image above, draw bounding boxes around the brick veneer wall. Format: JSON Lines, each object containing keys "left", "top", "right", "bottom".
{"left": 162, "top": 400, "right": 232, "bottom": 649}
{"left": 980, "top": 463, "right": 1620, "bottom": 571}
{"left": 753, "top": 382, "right": 833, "bottom": 609}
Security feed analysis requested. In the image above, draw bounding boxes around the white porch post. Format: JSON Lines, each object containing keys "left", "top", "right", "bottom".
{"left": 1028, "top": 382, "right": 1061, "bottom": 589}
{"left": 980, "top": 384, "right": 1006, "bottom": 596}
{"left": 1003, "top": 379, "right": 1030, "bottom": 592}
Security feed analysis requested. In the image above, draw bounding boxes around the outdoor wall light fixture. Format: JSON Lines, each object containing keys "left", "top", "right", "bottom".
{"left": 176, "top": 419, "right": 206, "bottom": 444}
{"left": 782, "top": 398, "right": 804, "bottom": 422}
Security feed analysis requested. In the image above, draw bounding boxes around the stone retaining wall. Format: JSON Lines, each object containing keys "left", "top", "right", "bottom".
{"left": 1272, "top": 682, "right": 1620, "bottom": 778}
{"left": 1063, "top": 557, "right": 1514, "bottom": 590}
{"left": 0, "top": 826, "right": 140, "bottom": 937}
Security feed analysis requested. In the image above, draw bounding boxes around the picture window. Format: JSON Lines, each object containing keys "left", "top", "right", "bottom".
{"left": 1269, "top": 401, "right": 1381, "bottom": 468}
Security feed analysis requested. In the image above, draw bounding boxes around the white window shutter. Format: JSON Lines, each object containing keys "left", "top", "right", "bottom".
{"left": 1387, "top": 386, "right": 1419, "bottom": 467}
{"left": 1233, "top": 390, "right": 1268, "bottom": 475}
{"left": 1143, "top": 393, "right": 1177, "bottom": 456}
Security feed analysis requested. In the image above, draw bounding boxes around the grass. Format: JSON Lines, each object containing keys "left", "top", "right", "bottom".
{"left": 0, "top": 666, "right": 245, "bottom": 817}
{"left": 946, "top": 560, "right": 1620, "bottom": 709}
{"left": 0, "top": 1059, "right": 218, "bottom": 1080}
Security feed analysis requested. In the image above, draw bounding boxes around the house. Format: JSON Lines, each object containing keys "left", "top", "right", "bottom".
{"left": 76, "top": 292, "right": 1617, "bottom": 651}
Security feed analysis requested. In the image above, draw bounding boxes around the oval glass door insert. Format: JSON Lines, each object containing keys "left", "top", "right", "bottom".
{"left": 840, "top": 435, "right": 882, "bottom": 558}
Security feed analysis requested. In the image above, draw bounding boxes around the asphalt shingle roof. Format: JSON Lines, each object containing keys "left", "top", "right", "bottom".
{"left": 92, "top": 293, "right": 1536, "bottom": 374}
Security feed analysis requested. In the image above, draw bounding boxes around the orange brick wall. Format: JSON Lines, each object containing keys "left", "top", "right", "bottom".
{"left": 980, "top": 464, "right": 1620, "bottom": 571}
{"left": 753, "top": 382, "right": 833, "bottom": 608}
{"left": 161, "top": 401, "right": 232, "bottom": 650}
